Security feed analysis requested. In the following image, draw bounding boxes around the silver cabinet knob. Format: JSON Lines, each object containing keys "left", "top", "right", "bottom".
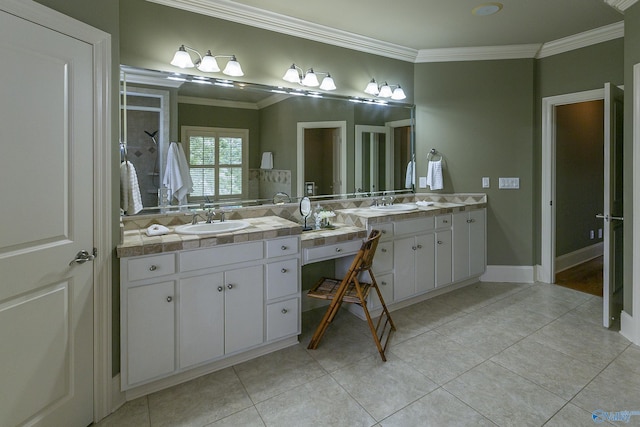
{"left": 149, "top": 265, "right": 157, "bottom": 271}
{"left": 437, "top": 240, "right": 443, "bottom": 244}
{"left": 227, "top": 284, "right": 233, "bottom": 290}
{"left": 335, "top": 248, "right": 342, "bottom": 252}
{"left": 281, "top": 268, "right": 288, "bottom": 273}
{"left": 443, "top": 219, "right": 448, "bottom": 223}
{"left": 281, "top": 245, "right": 288, "bottom": 250}
{"left": 281, "top": 308, "right": 288, "bottom": 314}
{"left": 381, "top": 230, "right": 387, "bottom": 234}
{"left": 412, "top": 246, "right": 417, "bottom": 250}
{"left": 417, "top": 244, "right": 423, "bottom": 249}
{"left": 381, "top": 281, "right": 387, "bottom": 286}
{"left": 381, "top": 248, "right": 387, "bottom": 253}
{"left": 217, "top": 286, "right": 223, "bottom": 292}
{"left": 166, "top": 296, "right": 173, "bottom": 303}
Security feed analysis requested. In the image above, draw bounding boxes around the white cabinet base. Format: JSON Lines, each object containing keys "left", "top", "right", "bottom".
{"left": 123, "top": 336, "right": 298, "bottom": 401}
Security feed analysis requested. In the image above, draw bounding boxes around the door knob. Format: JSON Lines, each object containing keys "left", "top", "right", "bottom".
{"left": 69, "top": 249, "right": 96, "bottom": 266}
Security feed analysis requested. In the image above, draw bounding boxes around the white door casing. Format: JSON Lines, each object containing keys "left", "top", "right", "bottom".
{"left": 0, "top": 1, "right": 112, "bottom": 425}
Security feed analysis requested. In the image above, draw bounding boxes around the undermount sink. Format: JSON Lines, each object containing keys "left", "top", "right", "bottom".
{"left": 369, "top": 203, "right": 418, "bottom": 212}
{"left": 174, "top": 220, "right": 251, "bottom": 235}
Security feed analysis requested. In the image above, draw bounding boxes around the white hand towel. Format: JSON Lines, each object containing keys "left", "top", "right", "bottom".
{"left": 146, "top": 224, "right": 170, "bottom": 236}
{"left": 120, "top": 161, "right": 143, "bottom": 215}
{"left": 426, "top": 160, "right": 443, "bottom": 190}
{"left": 405, "top": 160, "right": 414, "bottom": 188}
{"left": 163, "top": 142, "right": 193, "bottom": 204}
{"left": 260, "top": 151, "right": 273, "bottom": 169}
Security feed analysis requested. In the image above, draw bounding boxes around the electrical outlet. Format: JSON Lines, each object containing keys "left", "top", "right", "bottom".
{"left": 482, "top": 177, "right": 490, "bottom": 188}
{"left": 590, "top": 230, "right": 595, "bottom": 239}
{"left": 598, "top": 228, "right": 603, "bottom": 239}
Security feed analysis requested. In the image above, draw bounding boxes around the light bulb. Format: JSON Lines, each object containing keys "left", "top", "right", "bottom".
{"left": 283, "top": 64, "right": 301, "bottom": 83}
{"left": 170, "top": 45, "right": 194, "bottom": 68}
{"left": 364, "top": 78, "right": 379, "bottom": 95}
{"left": 319, "top": 75, "right": 336, "bottom": 91}
{"left": 301, "top": 69, "right": 319, "bottom": 87}
{"left": 378, "top": 82, "right": 393, "bottom": 98}
{"left": 197, "top": 50, "right": 220, "bottom": 72}
{"left": 222, "top": 56, "right": 244, "bottom": 77}
{"left": 391, "top": 86, "right": 406, "bottom": 100}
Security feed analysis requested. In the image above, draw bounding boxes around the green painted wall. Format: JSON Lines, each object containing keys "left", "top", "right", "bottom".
{"left": 118, "top": 0, "right": 414, "bottom": 101}
{"left": 414, "top": 59, "right": 535, "bottom": 266}
{"left": 623, "top": 4, "right": 640, "bottom": 315}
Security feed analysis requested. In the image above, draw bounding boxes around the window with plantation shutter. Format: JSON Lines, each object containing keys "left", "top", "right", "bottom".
{"left": 181, "top": 126, "right": 248, "bottom": 201}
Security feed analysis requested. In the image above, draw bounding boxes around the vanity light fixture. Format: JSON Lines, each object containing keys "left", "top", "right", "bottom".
{"left": 283, "top": 64, "right": 336, "bottom": 91}
{"left": 364, "top": 78, "right": 406, "bottom": 100}
{"left": 170, "top": 45, "right": 244, "bottom": 77}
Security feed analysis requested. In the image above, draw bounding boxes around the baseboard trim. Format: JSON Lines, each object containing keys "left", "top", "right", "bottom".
{"left": 555, "top": 243, "right": 603, "bottom": 273}
{"left": 620, "top": 310, "right": 639, "bottom": 345}
{"left": 481, "top": 265, "right": 535, "bottom": 283}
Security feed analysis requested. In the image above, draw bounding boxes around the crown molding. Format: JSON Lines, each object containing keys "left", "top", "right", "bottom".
{"left": 604, "top": 0, "right": 638, "bottom": 12}
{"left": 536, "top": 21, "right": 624, "bottom": 59}
{"left": 146, "top": 0, "right": 625, "bottom": 63}
{"left": 146, "top": 0, "right": 418, "bottom": 62}
{"left": 415, "top": 44, "right": 542, "bottom": 63}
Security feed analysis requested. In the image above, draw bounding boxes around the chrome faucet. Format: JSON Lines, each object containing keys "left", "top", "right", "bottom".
{"left": 190, "top": 212, "right": 203, "bottom": 225}
{"left": 219, "top": 210, "right": 226, "bottom": 222}
{"left": 205, "top": 209, "right": 216, "bottom": 223}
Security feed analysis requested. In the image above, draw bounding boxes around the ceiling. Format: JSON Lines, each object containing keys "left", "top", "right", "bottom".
{"left": 149, "top": 0, "right": 629, "bottom": 61}
{"left": 227, "top": 0, "right": 622, "bottom": 51}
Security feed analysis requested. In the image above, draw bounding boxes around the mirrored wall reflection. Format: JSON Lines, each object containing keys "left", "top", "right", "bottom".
{"left": 120, "top": 65, "right": 415, "bottom": 214}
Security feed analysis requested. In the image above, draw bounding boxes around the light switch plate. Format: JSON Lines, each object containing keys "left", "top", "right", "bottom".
{"left": 419, "top": 176, "right": 427, "bottom": 188}
{"left": 498, "top": 177, "right": 520, "bottom": 189}
{"left": 482, "top": 177, "right": 490, "bottom": 188}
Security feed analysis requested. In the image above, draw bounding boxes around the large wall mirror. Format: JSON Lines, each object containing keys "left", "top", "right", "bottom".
{"left": 120, "top": 65, "right": 415, "bottom": 214}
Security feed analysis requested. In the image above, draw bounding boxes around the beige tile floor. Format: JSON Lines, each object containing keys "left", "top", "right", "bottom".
{"left": 96, "top": 282, "right": 640, "bottom": 427}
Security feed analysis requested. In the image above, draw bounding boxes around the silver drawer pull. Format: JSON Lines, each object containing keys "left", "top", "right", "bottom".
{"left": 281, "top": 308, "right": 288, "bottom": 314}
{"left": 437, "top": 240, "right": 443, "bottom": 244}
{"left": 166, "top": 296, "right": 173, "bottom": 303}
{"left": 227, "top": 284, "right": 233, "bottom": 290}
{"left": 281, "top": 268, "right": 288, "bottom": 273}
{"left": 335, "top": 248, "right": 342, "bottom": 252}
{"left": 281, "top": 245, "right": 288, "bottom": 250}
{"left": 443, "top": 220, "right": 448, "bottom": 223}
{"left": 381, "top": 281, "right": 387, "bottom": 286}
{"left": 417, "top": 244, "right": 423, "bottom": 249}
{"left": 149, "top": 265, "right": 157, "bottom": 271}
{"left": 217, "top": 286, "right": 223, "bottom": 292}
{"left": 467, "top": 219, "right": 475, "bottom": 223}
{"left": 412, "top": 246, "right": 417, "bottom": 250}
{"left": 381, "top": 248, "right": 387, "bottom": 253}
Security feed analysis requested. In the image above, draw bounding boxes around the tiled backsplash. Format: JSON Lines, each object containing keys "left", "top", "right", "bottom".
{"left": 119, "top": 193, "right": 486, "bottom": 244}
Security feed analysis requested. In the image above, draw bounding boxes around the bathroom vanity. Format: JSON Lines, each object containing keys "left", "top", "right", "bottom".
{"left": 117, "top": 193, "right": 486, "bottom": 399}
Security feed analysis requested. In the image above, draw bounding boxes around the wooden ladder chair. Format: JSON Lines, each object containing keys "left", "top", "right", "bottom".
{"left": 306, "top": 229, "right": 396, "bottom": 361}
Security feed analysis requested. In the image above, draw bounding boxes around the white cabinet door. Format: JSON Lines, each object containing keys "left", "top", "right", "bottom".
{"left": 225, "top": 265, "right": 264, "bottom": 354}
{"left": 394, "top": 236, "right": 416, "bottom": 301}
{"left": 369, "top": 273, "right": 394, "bottom": 310}
{"left": 436, "top": 229, "right": 453, "bottom": 287}
{"left": 179, "top": 273, "right": 224, "bottom": 369}
{"left": 415, "top": 233, "right": 435, "bottom": 294}
{"left": 127, "top": 282, "right": 175, "bottom": 385}
{"left": 468, "top": 209, "right": 486, "bottom": 277}
{"left": 453, "top": 209, "right": 486, "bottom": 282}
{"left": 372, "top": 241, "right": 394, "bottom": 274}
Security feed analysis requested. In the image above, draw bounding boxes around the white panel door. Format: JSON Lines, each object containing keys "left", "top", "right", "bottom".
{"left": 0, "top": 8, "right": 94, "bottom": 427}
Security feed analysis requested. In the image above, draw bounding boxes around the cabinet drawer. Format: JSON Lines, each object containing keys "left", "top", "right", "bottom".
{"left": 265, "top": 237, "right": 299, "bottom": 258}
{"left": 303, "top": 239, "right": 362, "bottom": 264}
{"left": 370, "top": 223, "right": 394, "bottom": 240}
{"left": 435, "top": 214, "right": 452, "bottom": 229}
{"left": 127, "top": 253, "right": 176, "bottom": 282}
{"left": 180, "top": 241, "right": 263, "bottom": 272}
{"left": 266, "top": 259, "right": 299, "bottom": 300}
{"left": 394, "top": 217, "right": 434, "bottom": 236}
{"left": 266, "top": 297, "right": 300, "bottom": 341}
{"left": 372, "top": 241, "right": 393, "bottom": 274}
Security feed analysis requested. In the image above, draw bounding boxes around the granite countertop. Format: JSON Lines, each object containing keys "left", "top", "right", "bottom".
{"left": 117, "top": 216, "right": 301, "bottom": 258}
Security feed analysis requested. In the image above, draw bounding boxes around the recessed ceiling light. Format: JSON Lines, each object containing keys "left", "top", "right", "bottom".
{"left": 472, "top": 2, "right": 503, "bottom": 16}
